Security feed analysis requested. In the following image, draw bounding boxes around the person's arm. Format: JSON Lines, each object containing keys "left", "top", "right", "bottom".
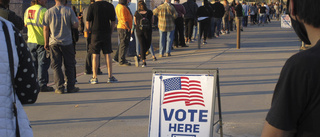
{"left": 111, "top": 21, "right": 115, "bottom": 35}
{"left": 261, "top": 121, "right": 295, "bottom": 137}
{"left": 86, "top": 21, "right": 90, "bottom": 33}
{"left": 43, "top": 25, "right": 50, "bottom": 50}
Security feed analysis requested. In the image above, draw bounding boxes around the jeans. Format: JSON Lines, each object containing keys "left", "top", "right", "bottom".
{"left": 259, "top": 14, "right": 266, "bottom": 24}
{"left": 49, "top": 44, "right": 76, "bottom": 91}
{"left": 192, "top": 25, "right": 198, "bottom": 39}
{"left": 242, "top": 16, "right": 248, "bottom": 27}
{"left": 159, "top": 30, "right": 174, "bottom": 55}
{"left": 27, "top": 43, "right": 50, "bottom": 88}
{"left": 114, "top": 29, "right": 130, "bottom": 64}
{"left": 212, "top": 18, "right": 222, "bottom": 36}
{"left": 222, "top": 15, "right": 230, "bottom": 31}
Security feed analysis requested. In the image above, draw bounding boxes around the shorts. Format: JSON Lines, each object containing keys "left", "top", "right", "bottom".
{"left": 89, "top": 33, "right": 112, "bottom": 54}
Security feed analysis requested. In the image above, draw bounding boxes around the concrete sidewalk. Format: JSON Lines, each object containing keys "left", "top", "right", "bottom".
{"left": 23, "top": 21, "right": 300, "bottom": 137}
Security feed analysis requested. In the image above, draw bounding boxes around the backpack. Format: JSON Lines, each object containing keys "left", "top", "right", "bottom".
{"left": 138, "top": 12, "right": 150, "bottom": 30}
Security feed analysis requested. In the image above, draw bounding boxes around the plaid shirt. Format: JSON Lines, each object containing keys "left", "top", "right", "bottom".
{"left": 153, "top": 3, "right": 177, "bottom": 32}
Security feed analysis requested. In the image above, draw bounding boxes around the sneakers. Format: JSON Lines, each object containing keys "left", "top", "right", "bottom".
{"left": 166, "top": 53, "right": 171, "bottom": 57}
{"left": 134, "top": 56, "right": 139, "bottom": 67}
{"left": 90, "top": 77, "right": 98, "bottom": 84}
{"left": 40, "top": 86, "right": 54, "bottom": 92}
{"left": 67, "top": 87, "right": 80, "bottom": 93}
{"left": 107, "top": 76, "right": 118, "bottom": 83}
{"left": 142, "top": 62, "right": 147, "bottom": 68}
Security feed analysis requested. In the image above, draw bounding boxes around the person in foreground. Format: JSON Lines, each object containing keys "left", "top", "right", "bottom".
{"left": 261, "top": 0, "right": 320, "bottom": 136}
{"left": 0, "top": 16, "right": 39, "bottom": 136}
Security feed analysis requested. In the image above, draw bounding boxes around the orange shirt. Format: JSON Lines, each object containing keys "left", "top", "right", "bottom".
{"left": 115, "top": 4, "right": 132, "bottom": 29}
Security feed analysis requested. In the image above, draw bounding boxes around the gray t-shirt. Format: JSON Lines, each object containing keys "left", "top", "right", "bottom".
{"left": 43, "top": 5, "right": 78, "bottom": 46}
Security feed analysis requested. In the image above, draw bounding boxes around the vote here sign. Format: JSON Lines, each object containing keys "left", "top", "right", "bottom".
{"left": 149, "top": 74, "right": 216, "bottom": 137}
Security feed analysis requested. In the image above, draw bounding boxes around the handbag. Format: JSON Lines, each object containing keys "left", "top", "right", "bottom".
{"left": 2, "top": 21, "right": 21, "bottom": 137}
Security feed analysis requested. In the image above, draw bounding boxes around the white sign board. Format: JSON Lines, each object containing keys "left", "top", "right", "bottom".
{"left": 281, "top": 14, "right": 292, "bottom": 28}
{"left": 149, "top": 74, "right": 216, "bottom": 137}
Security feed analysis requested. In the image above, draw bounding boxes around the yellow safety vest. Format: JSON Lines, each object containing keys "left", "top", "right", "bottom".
{"left": 24, "top": 4, "right": 47, "bottom": 45}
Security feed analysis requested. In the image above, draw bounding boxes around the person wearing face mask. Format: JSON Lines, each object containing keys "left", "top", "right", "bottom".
{"left": 261, "top": 0, "right": 320, "bottom": 136}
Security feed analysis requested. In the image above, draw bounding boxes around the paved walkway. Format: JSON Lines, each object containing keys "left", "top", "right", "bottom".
{"left": 24, "top": 21, "right": 300, "bottom": 137}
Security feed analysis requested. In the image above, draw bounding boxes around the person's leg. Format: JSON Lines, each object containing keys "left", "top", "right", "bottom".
{"left": 49, "top": 44, "right": 64, "bottom": 91}
{"left": 118, "top": 29, "right": 130, "bottom": 64}
{"left": 159, "top": 30, "right": 165, "bottom": 56}
{"left": 85, "top": 34, "right": 92, "bottom": 73}
{"left": 184, "top": 19, "right": 189, "bottom": 41}
{"left": 173, "top": 19, "right": 179, "bottom": 47}
{"left": 92, "top": 53, "right": 99, "bottom": 79}
{"left": 105, "top": 54, "right": 112, "bottom": 78}
{"left": 135, "top": 29, "right": 140, "bottom": 56}
{"left": 216, "top": 18, "right": 222, "bottom": 36}
{"left": 210, "top": 17, "right": 215, "bottom": 37}
{"left": 188, "top": 19, "right": 194, "bottom": 41}
{"left": 166, "top": 30, "right": 174, "bottom": 55}
{"left": 37, "top": 45, "right": 51, "bottom": 89}
{"left": 61, "top": 44, "right": 76, "bottom": 91}
{"left": 199, "top": 21, "right": 204, "bottom": 41}
{"left": 203, "top": 19, "right": 210, "bottom": 42}
{"left": 177, "top": 17, "right": 185, "bottom": 46}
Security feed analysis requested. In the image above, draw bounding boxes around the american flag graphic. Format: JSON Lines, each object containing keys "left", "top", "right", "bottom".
{"left": 163, "top": 77, "right": 205, "bottom": 106}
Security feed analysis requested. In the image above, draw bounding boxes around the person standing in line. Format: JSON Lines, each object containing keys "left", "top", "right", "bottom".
{"left": 264, "top": 2, "right": 271, "bottom": 23}
{"left": 234, "top": 0, "right": 243, "bottom": 31}
{"left": 43, "top": 0, "right": 79, "bottom": 94}
{"left": 153, "top": 0, "right": 177, "bottom": 57}
{"left": 114, "top": 0, "right": 132, "bottom": 66}
{"left": 258, "top": 3, "right": 267, "bottom": 26}
{"left": 249, "top": 3, "right": 257, "bottom": 25}
{"left": 134, "top": 0, "right": 153, "bottom": 67}
{"left": 211, "top": 0, "right": 225, "bottom": 38}
{"left": 241, "top": 1, "right": 249, "bottom": 27}
{"left": 86, "top": 0, "right": 118, "bottom": 84}
{"left": 221, "top": 0, "right": 230, "bottom": 34}
{"left": 173, "top": 0, "right": 187, "bottom": 48}
{"left": 196, "top": 0, "right": 212, "bottom": 44}
{"left": 24, "top": 0, "right": 54, "bottom": 92}
{"left": 183, "top": 0, "right": 198, "bottom": 43}
{"left": 229, "top": 2, "right": 235, "bottom": 31}
{"left": 261, "top": 0, "right": 320, "bottom": 136}
{"left": 274, "top": 2, "right": 279, "bottom": 21}
{"left": 83, "top": 0, "right": 102, "bottom": 75}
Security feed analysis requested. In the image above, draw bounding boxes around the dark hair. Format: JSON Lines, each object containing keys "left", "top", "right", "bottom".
{"left": 119, "top": 0, "right": 127, "bottom": 5}
{"left": 291, "top": 0, "right": 320, "bottom": 28}
{"left": 138, "top": 1, "right": 147, "bottom": 11}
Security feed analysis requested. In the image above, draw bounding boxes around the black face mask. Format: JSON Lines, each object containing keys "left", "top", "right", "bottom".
{"left": 287, "top": 0, "right": 311, "bottom": 45}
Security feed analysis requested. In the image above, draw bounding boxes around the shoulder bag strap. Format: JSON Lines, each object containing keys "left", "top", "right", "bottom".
{"left": 2, "top": 21, "right": 20, "bottom": 137}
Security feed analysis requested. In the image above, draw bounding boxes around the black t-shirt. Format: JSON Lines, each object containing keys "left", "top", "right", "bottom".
{"left": 266, "top": 40, "right": 320, "bottom": 136}
{"left": 134, "top": 10, "right": 153, "bottom": 32}
{"left": 87, "top": 1, "right": 116, "bottom": 34}
{"left": 259, "top": 7, "right": 266, "bottom": 14}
